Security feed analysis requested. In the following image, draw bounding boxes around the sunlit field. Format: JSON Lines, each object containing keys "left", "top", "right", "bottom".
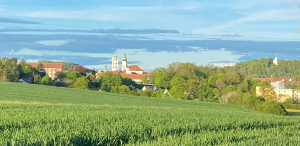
{"left": 1, "top": 82, "right": 300, "bottom": 145}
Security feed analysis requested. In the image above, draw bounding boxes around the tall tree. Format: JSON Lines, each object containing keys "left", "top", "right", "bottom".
{"left": 75, "top": 66, "right": 86, "bottom": 76}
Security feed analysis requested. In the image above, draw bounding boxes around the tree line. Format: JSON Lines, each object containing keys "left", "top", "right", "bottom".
{"left": 0, "top": 58, "right": 292, "bottom": 115}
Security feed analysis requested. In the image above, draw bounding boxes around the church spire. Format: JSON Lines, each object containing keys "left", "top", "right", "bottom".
{"left": 273, "top": 54, "right": 278, "bottom": 65}
{"left": 123, "top": 53, "right": 127, "bottom": 61}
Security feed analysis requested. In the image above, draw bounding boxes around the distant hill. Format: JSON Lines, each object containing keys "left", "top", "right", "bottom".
{"left": 232, "top": 57, "right": 300, "bottom": 78}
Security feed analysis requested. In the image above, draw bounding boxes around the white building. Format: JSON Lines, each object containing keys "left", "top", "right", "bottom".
{"left": 112, "top": 56, "right": 118, "bottom": 71}
{"left": 273, "top": 55, "right": 278, "bottom": 65}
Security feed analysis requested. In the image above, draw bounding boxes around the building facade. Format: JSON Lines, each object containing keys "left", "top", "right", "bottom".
{"left": 256, "top": 77, "right": 300, "bottom": 102}
{"left": 27, "top": 63, "right": 64, "bottom": 79}
{"left": 112, "top": 56, "right": 118, "bottom": 71}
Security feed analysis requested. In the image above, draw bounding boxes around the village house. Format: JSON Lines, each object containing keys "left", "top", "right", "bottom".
{"left": 256, "top": 77, "right": 300, "bottom": 102}
{"left": 26, "top": 62, "right": 64, "bottom": 80}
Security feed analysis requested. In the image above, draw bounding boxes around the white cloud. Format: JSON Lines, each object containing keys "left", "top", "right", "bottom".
{"left": 11, "top": 47, "right": 242, "bottom": 71}
{"left": 0, "top": 4, "right": 202, "bottom": 22}
{"left": 35, "top": 40, "right": 71, "bottom": 46}
{"left": 212, "top": 63, "right": 236, "bottom": 67}
{"left": 83, "top": 48, "right": 242, "bottom": 71}
{"left": 25, "top": 59, "right": 63, "bottom": 62}
{"left": 14, "top": 48, "right": 112, "bottom": 58}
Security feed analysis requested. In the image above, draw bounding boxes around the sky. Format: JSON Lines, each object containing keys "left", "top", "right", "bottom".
{"left": 0, "top": 0, "right": 300, "bottom": 71}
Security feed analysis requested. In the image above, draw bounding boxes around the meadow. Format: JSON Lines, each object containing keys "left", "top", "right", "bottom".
{"left": 1, "top": 82, "right": 300, "bottom": 145}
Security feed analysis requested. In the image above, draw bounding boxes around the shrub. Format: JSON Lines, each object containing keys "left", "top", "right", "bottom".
{"left": 257, "top": 100, "right": 287, "bottom": 116}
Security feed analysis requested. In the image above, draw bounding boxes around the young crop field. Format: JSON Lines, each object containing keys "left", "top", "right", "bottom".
{"left": 1, "top": 82, "right": 300, "bottom": 145}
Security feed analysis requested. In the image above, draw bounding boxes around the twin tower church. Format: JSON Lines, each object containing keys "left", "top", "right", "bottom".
{"left": 111, "top": 53, "right": 144, "bottom": 75}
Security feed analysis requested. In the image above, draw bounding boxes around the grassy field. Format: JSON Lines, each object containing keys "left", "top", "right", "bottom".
{"left": 1, "top": 82, "right": 300, "bottom": 145}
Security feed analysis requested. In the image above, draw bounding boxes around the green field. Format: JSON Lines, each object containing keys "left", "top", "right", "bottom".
{"left": 1, "top": 82, "right": 300, "bottom": 145}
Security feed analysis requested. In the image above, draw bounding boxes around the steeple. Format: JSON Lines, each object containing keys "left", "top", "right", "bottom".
{"left": 123, "top": 53, "right": 127, "bottom": 61}
{"left": 273, "top": 54, "right": 278, "bottom": 65}
{"left": 105, "top": 65, "right": 107, "bottom": 72}
{"left": 122, "top": 53, "right": 128, "bottom": 71}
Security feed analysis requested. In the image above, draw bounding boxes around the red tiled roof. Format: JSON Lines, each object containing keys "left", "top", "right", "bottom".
{"left": 121, "top": 74, "right": 142, "bottom": 80}
{"left": 26, "top": 63, "right": 64, "bottom": 68}
{"left": 256, "top": 77, "right": 292, "bottom": 82}
{"left": 129, "top": 65, "right": 143, "bottom": 71}
{"left": 285, "top": 81, "right": 300, "bottom": 85}
{"left": 257, "top": 78, "right": 270, "bottom": 82}
{"left": 276, "top": 77, "right": 291, "bottom": 81}
{"left": 268, "top": 78, "right": 276, "bottom": 82}
{"left": 126, "top": 65, "right": 129, "bottom": 68}
{"left": 111, "top": 70, "right": 121, "bottom": 74}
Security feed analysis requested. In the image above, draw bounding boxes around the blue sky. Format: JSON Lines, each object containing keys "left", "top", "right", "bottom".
{"left": 0, "top": 0, "right": 300, "bottom": 71}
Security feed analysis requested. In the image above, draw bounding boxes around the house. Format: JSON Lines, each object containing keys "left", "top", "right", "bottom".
{"left": 19, "top": 78, "right": 32, "bottom": 84}
{"left": 26, "top": 62, "right": 64, "bottom": 80}
{"left": 142, "top": 84, "right": 159, "bottom": 91}
{"left": 256, "top": 77, "right": 300, "bottom": 102}
{"left": 121, "top": 74, "right": 143, "bottom": 83}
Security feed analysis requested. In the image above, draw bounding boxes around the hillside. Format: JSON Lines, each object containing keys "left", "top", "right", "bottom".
{"left": 1, "top": 82, "right": 300, "bottom": 145}
{"left": 233, "top": 57, "right": 300, "bottom": 78}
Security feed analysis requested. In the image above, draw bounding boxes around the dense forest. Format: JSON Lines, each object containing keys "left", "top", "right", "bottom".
{"left": 232, "top": 57, "right": 300, "bottom": 79}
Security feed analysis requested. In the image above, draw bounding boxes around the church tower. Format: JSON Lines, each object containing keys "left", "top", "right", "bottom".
{"left": 122, "top": 53, "right": 127, "bottom": 71}
{"left": 112, "top": 56, "right": 118, "bottom": 71}
{"left": 273, "top": 54, "right": 278, "bottom": 65}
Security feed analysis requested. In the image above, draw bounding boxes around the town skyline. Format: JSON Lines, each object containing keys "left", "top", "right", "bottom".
{"left": 1, "top": 0, "right": 300, "bottom": 71}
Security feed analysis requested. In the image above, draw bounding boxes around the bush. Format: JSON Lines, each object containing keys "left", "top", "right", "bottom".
{"left": 41, "top": 76, "right": 54, "bottom": 86}
{"left": 73, "top": 76, "right": 89, "bottom": 89}
{"left": 218, "top": 92, "right": 241, "bottom": 104}
{"left": 256, "top": 100, "right": 287, "bottom": 116}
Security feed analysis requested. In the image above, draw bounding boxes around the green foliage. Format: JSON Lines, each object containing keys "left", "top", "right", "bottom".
{"left": 198, "top": 82, "right": 213, "bottom": 101}
{"left": 233, "top": 58, "right": 300, "bottom": 78}
{"left": 98, "top": 72, "right": 122, "bottom": 92}
{"left": 73, "top": 76, "right": 89, "bottom": 89}
{"left": 0, "top": 59, "right": 20, "bottom": 82}
{"left": 41, "top": 76, "right": 54, "bottom": 86}
{"left": 66, "top": 71, "right": 82, "bottom": 80}
{"left": 230, "top": 93, "right": 287, "bottom": 116}
{"left": 169, "top": 75, "right": 186, "bottom": 99}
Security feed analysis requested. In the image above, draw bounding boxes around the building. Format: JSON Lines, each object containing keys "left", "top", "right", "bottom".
{"left": 121, "top": 74, "right": 143, "bottom": 82}
{"left": 96, "top": 53, "right": 149, "bottom": 82}
{"left": 256, "top": 77, "right": 300, "bottom": 102}
{"left": 112, "top": 56, "right": 118, "bottom": 71}
{"left": 26, "top": 62, "right": 64, "bottom": 79}
{"left": 271, "top": 82, "right": 285, "bottom": 90}
{"left": 273, "top": 55, "right": 278, "bottom": 65}
{"left": 142, "top": 84, "right": 159, "bottom": 91}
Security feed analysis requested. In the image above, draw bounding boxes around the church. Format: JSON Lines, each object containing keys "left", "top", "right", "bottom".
{"left": 112, "top": 53, "right": 144, "bottom": 74}
{"left": 97, "top": 53, "right": 149, "bottom": 82}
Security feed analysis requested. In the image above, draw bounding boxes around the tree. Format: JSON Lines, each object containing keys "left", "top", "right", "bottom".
{"left": 73, "top": 76, "right": 89, "bottom": 89}
{"left": 198, "top": 82, "right": 213, "bottom": 101}
{"left": 41, "top": 76, "right": 54, "bottom": 86}
{"left": 56, "top": 71, "right": 67, "bottom": 79}
{"left": 118, "top": 85, "right": 130, "bottom": 94}
{"left": 169, "top": 75, "right": 186, "bottom": 99}
{"left": 66, "top": 71, "right": 82, "bottom": 80}
{"left": 75, "top": 66, "right": 86, "bottom": 76}
{"left": 87, "top": 74, "right": 99, "bottom": 88}
{"left": 37, "top": 63, "right": 44, "bottom": 72}
{"left": 98, "top": 72, "right": 122, "bottom": 92}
